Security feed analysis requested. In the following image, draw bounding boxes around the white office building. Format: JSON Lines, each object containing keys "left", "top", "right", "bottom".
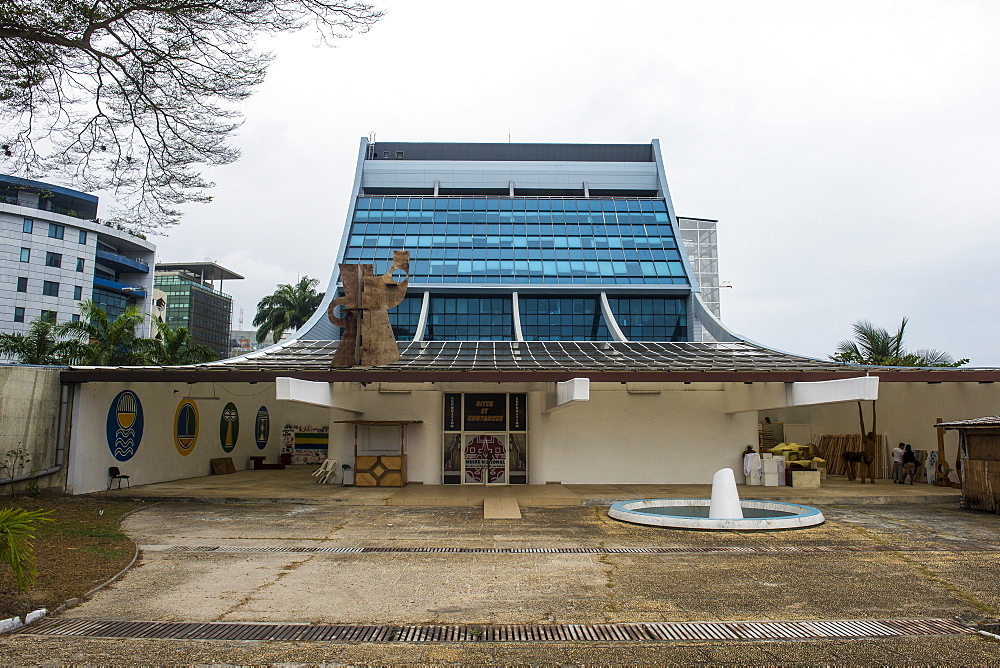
{"left": 0, "top": 175, "right": 156, "bottom": 337}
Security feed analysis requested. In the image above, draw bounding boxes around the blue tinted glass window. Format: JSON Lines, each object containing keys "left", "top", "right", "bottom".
{"left": 22, "top": 219, "right": 33, "bottom": 233}
{"left": 519, "top": 296, "right": 610, "bottom": 341}
{"left": 387, "top": 294, "right": 423, "bottom": 342}
{"left": 48, "top": 223, "right": 64, "bottom": 239}
{"left": 19, "top": 247, "right": 29, "bottom": 262}
{"left": 344, "top": 197, "right": 687, "bottom": 287}
{"left": 78, "top": 229, "right": 87, "bottom": 244}
{"left": 13, "top": 307, "right": 25, "bottom": 323}
{"left": 92, "top": 286, "right": 133, "bottom": 320}
{"left": 608, "top": 297, "right": 688, "bottom": 342}
{"left": 427, "top": 296, "right": 512, "bottom": 341}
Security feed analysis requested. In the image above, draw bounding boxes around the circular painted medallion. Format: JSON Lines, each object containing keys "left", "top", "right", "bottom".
{"left": 174, "top": 400, "right": 200, "bottom": 456}
{"left": 219, "top": 402, "right": 239, "bottom": 452}
{"left": 255, "top": 406, "right": 270, "bottom": 450}
{"left": 106, "top": 390, "right": 143, "bottom": 462}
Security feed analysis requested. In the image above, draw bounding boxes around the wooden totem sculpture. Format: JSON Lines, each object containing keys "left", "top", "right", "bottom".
{"left": 329, "top": 250, "right": 410, "bottom": 367}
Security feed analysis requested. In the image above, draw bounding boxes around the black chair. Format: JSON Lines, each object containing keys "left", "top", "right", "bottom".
{"left": 108, "top": 466, "right": 130, "bottom": 490}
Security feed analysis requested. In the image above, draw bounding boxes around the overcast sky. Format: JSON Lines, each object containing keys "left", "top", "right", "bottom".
{"left": 144, "top": 0, "right": 1000, "bottom": 366}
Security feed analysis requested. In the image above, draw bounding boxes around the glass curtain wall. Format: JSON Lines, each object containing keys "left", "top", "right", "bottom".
{"left": 519, "top": 296, "right": 610, "bottom": 341}
{"left": 346, "top": 197, "right": 686, "bottom": 285}
{"left": 608, "top": 297, "right": 687, "bottom": 341}
{"left": 339, "top": 196, "right": 692, "bottom": 342}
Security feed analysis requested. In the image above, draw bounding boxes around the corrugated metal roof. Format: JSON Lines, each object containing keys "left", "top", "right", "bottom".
{"left": 60, "top": 340, "right": 1000, "bottom": 383}
{"left": 935, "top": 416, "right": 1000, "bottom": 429}
{"left": 200, "top": 340, "right": 844, "bottom": 373}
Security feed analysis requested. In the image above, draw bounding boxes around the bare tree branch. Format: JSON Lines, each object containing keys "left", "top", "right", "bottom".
{"left": 0, "top": 0, "right": 382, "bottom": 233}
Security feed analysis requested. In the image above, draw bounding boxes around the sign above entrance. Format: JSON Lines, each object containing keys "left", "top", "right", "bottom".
{"left": 463, "top": 393, "right": 507, "bottom": 431}
{"left": 444, "top": 393, "right": 528, "bottom": 433}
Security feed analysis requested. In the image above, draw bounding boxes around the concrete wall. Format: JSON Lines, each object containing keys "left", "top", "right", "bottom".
{"left": 65, "top": 377, "right": 1000, "bottom": 491}
{"left": 67, "top": 381, "right": 325, "bottom": 494}
{"left": 535, "top": 383, "right": 755, "bottom": 484}
{"left": 362, "top": 161, "right": 659, "bottom": 192}
{"left": 324, "top": 382, "right": 755, "bottom": 485}
{"left": 760, "top": 382, "right": 1000, "bottom": 480}
{"left": 326, "top": 385, "right": 440, "bottom": 485}
{"left": 0, "top": 365, "right": 64, "bottom": 492}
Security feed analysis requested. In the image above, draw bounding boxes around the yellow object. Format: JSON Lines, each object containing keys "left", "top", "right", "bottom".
{"left": 769, "top": 443, "right": 812, "bottom": 462}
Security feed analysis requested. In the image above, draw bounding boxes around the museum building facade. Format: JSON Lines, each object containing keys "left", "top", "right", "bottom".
{"left": 59, "top": 140, "right": 1000, "bottom": 494}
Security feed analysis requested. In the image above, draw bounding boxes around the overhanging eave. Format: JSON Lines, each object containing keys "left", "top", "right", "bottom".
{"left": 58, "top": 368, "right": 1000, "bottom": 385}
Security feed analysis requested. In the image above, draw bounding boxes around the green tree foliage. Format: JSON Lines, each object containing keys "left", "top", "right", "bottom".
{"left": 0, "top": 507, "right": 51, "bottom": 592}
{"left": 136, "top": 320, "right": 217, "bottom": 365}
{"left": 1, "top": 302, "right": 223, "bottom": 366}
{"left": 831, "top": 318, "right": 968, "bottom": 367}
{"left": 0, "top": 1, "right": 382, "bottom": 231}
{"left": 0, "top": 315, "right": 81, "bottom": 364}
{"left": 253, "top": 276, "right": 325, "bottom": 344}
{"left": 57, "top": 299, "right": 148, "bottom": 365}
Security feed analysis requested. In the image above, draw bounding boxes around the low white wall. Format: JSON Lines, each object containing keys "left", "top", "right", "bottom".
{"left": 533, "top": 384, "right": 755, "bottom": 484}
{"left": 67, "top": 381, "right": 322, "bottom": 494}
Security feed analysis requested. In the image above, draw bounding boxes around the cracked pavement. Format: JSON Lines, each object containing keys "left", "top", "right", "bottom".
{"left": 4, "top": 501, "right": 1000, "bottom": 665}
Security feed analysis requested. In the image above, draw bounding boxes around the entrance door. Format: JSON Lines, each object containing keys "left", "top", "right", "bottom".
{"left": 463, "top": 434, "right": 507, "bottom": 484}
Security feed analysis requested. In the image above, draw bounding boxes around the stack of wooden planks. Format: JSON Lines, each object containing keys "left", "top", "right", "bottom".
{"left": 815, "top": 434, "right": 888, "bottom": 478}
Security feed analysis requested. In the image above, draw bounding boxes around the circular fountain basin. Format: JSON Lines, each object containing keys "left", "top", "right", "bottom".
{"left": 609, "top": 498, "right": 824, "bottom": 531}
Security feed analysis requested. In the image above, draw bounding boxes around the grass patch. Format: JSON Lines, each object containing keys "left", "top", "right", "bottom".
{"left": 49, "top": 524, "right": 126, "bottom": 540}
{"left": 81, "top": 545, "right": 129, "bottom": 560}
{"left": 0, "top": 490, "right": 144, "bottom": 621}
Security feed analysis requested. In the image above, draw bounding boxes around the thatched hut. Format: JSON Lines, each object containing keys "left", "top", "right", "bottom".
{"left": 937, "top": 416, "right": 1000, "bottom": 514}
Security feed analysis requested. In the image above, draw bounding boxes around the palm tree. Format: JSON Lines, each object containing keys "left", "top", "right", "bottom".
{"left": 58, "top": 299, "right": 147, "bottom": 365}
{"left": 0, "top": 507, "right": 52, "bottom": 592}
{"left": 0, "top": 316, "right": 81, "bottom": 365}
{"left": 136, "top": 320, "right": 217, "bottom": 365}
{"left": 831, "top": 318, "right": 968, "bottom": 367}
{"left": 253, "top": 276, "right": 325, "bottom": 344}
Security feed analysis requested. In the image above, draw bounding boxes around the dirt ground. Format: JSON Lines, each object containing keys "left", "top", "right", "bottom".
{"left": 0, "top": 492, "right": 142, "bottom": 621}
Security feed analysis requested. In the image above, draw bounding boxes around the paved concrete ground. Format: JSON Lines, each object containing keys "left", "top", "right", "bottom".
{"left": 4, "top": 499, "right": 1000, "bottom": 665}
{"left": 102, "top": 465, "right": 962, "bottom": 508}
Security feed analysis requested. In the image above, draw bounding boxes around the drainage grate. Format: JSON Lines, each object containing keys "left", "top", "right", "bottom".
{"left": 23, "top": 617, "right": 971, "bottom": 643}
{"left": 157, "top": 543, "right": 1000, "bottom": 555}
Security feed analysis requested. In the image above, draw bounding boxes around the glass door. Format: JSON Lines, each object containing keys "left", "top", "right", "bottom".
{"left": 463, "top": 433, "right": 507, "bottom": 484}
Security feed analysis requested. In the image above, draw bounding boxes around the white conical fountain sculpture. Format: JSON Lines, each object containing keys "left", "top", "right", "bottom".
{"left": 608, "top": 467, "right": 825, "bottom": 530}
{"left": 708, "top": 467, "right": 744, "bottom": 519}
